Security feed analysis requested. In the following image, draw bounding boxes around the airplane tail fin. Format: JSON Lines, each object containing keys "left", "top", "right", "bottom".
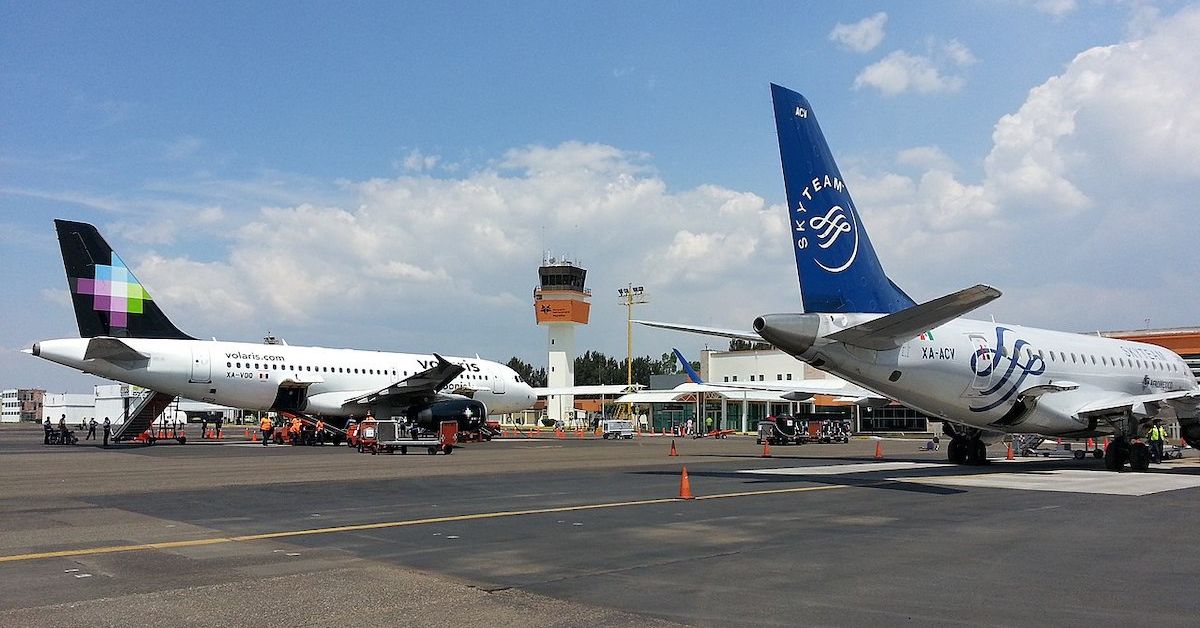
{"left": 54, "top": 219, "right": 194, "bottom": 339}
{"left": 771, "top": 83, "right": 915, "bottom": 314}
{"left": 672, "top": 348, "right": 704, "bottom": 384}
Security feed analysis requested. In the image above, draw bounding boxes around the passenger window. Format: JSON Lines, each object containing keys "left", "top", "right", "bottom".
{"left": 787, "top": 374, "right": 793, "bottom": 381}
{"left": 1070, "top": 353, "right": 1076, "bottom": 363}
{"left": 1090, "top": 355, "right": 1096, "bottom": 365}
{"left": 1060, "top": 352, "right": 1066, "bottom": 362}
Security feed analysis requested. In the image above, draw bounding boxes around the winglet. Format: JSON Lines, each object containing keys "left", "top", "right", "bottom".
{"left": 672, "top": 348, "right": 704, "bottom": 384}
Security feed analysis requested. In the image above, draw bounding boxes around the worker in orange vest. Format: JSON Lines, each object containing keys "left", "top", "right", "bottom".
{"left": 290, "top": 417, "right": 301, "bottom": 444}
{"left": 314, "top": 419, "right": 325, "bottom": 444}
{"left": 258, "top": 415, "right": 273, "bottom": 447}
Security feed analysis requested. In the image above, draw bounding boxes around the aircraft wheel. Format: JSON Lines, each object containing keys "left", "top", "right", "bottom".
{"left": 1129, "top": 443, "right": 1151, "bottom": 471}
{"left": 947, "top": 439, "right": 967, "bottom": 464}
{"left": 1104, "top": 439, "right": 1126, "bottom": 471}
{"left": 965, "top": 439, "right": 988, "bottom": 465}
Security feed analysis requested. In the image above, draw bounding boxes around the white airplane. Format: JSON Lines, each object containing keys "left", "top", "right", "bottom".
{"left": 638, "top": 84, "right": 1199, "bottom": 471}
{"left": 26, "top": 220, "right": 537, "bottom": 438}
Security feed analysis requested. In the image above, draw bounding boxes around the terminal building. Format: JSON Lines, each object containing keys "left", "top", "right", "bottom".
{"left": 1, "top": 388, "right": 44, "bottom": 423}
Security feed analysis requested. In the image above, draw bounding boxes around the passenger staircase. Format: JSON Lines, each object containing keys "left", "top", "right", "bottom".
{"left": 1011, "top": 433, "right": 1044, "bottom": 456}
{"left": 111, "top": 391, "right": 177, "bottom": 443}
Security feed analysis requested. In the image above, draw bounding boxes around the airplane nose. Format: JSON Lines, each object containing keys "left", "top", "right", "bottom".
{"left": 754, "top": 314, "right": 820, "bottom": 355}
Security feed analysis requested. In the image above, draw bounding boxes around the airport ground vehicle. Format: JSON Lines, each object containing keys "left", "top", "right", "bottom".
{"left": 1022, "top": 441, "right": 1105, "bottom": 460}
{"left": 600, "top": 419, "right": 635, "bottom": 439}
{"left": 358, "top": 419, "right": 458, "bottom": 455}
{"left": 757, "top": 415, "right": 806, "bottom": 445}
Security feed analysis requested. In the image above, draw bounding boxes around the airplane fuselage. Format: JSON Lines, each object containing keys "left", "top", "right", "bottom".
{"left": 32, "top": 337, "right": 536, "bottom": 417}
{"left": 790, "top": 315, "right": 1197, "bottom": 437}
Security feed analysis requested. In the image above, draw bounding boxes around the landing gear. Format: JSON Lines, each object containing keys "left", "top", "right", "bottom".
{"left": 947, "top": 437, "right": 988, "bottom": 465}
{"left": 1103, "top": 438, "right": 1126, "bottom": 471}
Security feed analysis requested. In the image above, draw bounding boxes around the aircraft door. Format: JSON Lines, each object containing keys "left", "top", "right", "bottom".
{"left": 963, "top": 333, "right": 995, "bottom": 396}
{"left": 189, "top": 346, "right": 211, "bottom": 383}
{"left": 493, "top": 372, "right": 506, "bottom": 394}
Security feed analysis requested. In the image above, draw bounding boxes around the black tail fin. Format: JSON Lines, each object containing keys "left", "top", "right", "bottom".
{"left": 54, "top": 219, "right": 193, "bottom": 339}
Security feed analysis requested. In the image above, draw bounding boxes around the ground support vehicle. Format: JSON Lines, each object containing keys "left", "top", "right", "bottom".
{"left": 1022, "top": 441, "right": 1104, "bottom": 460}
{"left": 694, "top": 428, "right": 735, "bottom": 439}
{"left": 360, "top": 420, "right": 458, "bottom": 455}
{"left": 600, "top": 419, "right": 635, "bottom": 440}
{"left": 757, "top": 415, "right": 805, "bottom": 446}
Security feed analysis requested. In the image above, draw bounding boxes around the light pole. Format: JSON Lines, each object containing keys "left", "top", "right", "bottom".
{"left": 617, "top": 284, "right": 648, "bottom": 422}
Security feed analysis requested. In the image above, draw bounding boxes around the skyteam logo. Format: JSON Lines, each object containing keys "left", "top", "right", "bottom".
{"left": 791, "top": 174, "right": 860, "bottom": 274}
{"left": 72, "top": 252, "right": 152, "bottom": 330}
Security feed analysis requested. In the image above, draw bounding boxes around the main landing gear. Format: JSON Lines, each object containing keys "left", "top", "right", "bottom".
{"left": 1103, "top": 436, "right": 1151, "bottom": 472}
{"left": 943, "top": 423, "right": 989, "bottom": 466}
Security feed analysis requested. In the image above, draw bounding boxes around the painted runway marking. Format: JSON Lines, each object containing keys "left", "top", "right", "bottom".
{"left": 0, "top": 484, "right": 848, "bottom": 564}
{"left": 738, "top": 461, "right": 945, "bottom": 476}
{"left": 895, "top": 469, "right": 1200, "bottom": 496}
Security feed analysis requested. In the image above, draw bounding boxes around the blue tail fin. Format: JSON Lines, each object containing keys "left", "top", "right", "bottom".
{"left": 673, "top": 348, "right": 703, "bottom": 384}
{"left": 771, "top": 84, "right": 914, "bottom": 314}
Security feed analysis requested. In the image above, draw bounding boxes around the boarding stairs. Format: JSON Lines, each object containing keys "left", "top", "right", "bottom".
{"left": 1011, "top": 433, "right": 1044, "bottom": 456}
{"left": 277, "top": 411, "right": 349, "bottom": 441}
{"left": 111, "top": 391, "right": 177, "bottom": 443}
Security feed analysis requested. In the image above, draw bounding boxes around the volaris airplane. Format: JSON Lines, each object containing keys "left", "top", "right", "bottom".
{"left": 638, "top": 84, "right": 1199, "bottom": 471}
{"left": 26, "top": 220, "right": 536, "bottom": 439}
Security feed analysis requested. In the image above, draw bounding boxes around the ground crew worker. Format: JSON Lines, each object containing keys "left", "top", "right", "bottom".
{"left": 259, "top": 415, "right": 273, "bottom": 446}
{"left": 346, "top": 419, "right": 358, "bottom": 446}
{"left": 214, "top": 416, "right": 223, "bottom": 439}
{"left": 1149, "top": 420, "right": 1167, "bottom": 463}
{"left": 705, "top": 416, "right": 714, "bottom": 434}
{"left": 290, "top": 417, "right": 302, "bottom": 444}
{"left": 44, "top": 417, "right": 53, "bottom": 444}
{"left": 314, "top": 419, "right": 325, "bottom": 444}
{"left": 103, "top": 417, "right": 111, "bottom": 446}
{"left": 86, "top": 418, "right": 97, "bottom": 441}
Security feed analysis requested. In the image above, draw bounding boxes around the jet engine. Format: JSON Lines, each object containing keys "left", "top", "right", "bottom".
{"left": 405, "top": 398, "right": 487, "bottom": 434}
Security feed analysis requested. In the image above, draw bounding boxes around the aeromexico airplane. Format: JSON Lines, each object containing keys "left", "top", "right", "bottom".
{"left": 639, "top": 84, "right": 1199, "bottom": 471}
{"left": 26, "top": 220, "right": 537, "bottom": 432}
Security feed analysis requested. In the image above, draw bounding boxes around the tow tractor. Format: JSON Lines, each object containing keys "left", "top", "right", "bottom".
{"left": 357, "top": 419, "right": 458, "bottom": 455}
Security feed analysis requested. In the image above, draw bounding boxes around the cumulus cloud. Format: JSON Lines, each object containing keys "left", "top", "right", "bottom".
{"left": 853, "top": 39, "right": 976, "bottom": 96}
{"left": 829, "top": 12, "right": 888, "bottom": 53}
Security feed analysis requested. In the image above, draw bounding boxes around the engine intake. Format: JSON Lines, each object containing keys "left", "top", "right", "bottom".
{"left": 407, "top": 399, "right": 487, "bottom": 433}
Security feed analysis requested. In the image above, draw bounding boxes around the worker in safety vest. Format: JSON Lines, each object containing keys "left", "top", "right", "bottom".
{"left": 259, "top": 415, "right": 273, "bottom": 446}
{"left": 314, "top": 419, "right": 325, "bottom": 444}
{"left": 290, "top": 417, "right": 301, "bottom": 444}
{"left": 1148, "top": 420, "right": 1168, "bottom": 463}
{"left": 346, "top": 418, "right": 358, "bottom": 446}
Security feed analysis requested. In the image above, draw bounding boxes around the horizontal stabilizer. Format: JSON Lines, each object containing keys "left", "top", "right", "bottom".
{"left": 826, "top": 284, "right": 1001, "bottom": 350}
{"left": 633, "top": 320, "right": 762, "bottom": 343}
{"left": 83, "top": 337, "right": 149, "bottom": 363}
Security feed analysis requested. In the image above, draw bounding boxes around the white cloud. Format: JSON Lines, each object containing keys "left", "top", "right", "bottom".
{"left": 853, "top": 50, "right": 965, "bottom": 95}
{"left": 829, "top": 12, "right": 888, "bottom": 53}
{"left": 1027, "top": 0, "right": 1077, "bottom": 18}
{"left": 398, "top": 149, "right": 441, "bottom": 173}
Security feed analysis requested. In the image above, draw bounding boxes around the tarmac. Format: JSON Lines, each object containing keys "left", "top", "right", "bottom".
{"left": 3, "top": 423, "right": 1200, "bottom": 627}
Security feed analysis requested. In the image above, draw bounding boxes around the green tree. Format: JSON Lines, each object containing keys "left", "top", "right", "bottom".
{"left": 728, "top": 338, "right": 773, "bottom": 351}
{"left": 505, "top": 357, "right": 547, "bottom": 388}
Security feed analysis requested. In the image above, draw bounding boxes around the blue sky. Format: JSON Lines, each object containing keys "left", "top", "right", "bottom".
{"left": 4, "top": 1, "right": 1199, "bottom": 393}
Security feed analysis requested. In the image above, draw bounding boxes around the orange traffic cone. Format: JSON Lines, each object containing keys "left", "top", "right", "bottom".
{"left": 761, "top": 440, "right": 771, "bottom": 458}
{"left": 669, "top": 439, "right": 679, "bottom": 457}
{"left": 251, "top": 431, "right": 258, "bottom": 442}
{"left": 874, "top": 440, "right": 884, "bottom": 460}
{"left": 1087, "top": 438, "right": 1095, "bottom": 450}
{"left": 1006, "top": 443, "right": 1014, "bottom": 460}
{"left": 678, "top": 466, "right": 695, "bottom": 500}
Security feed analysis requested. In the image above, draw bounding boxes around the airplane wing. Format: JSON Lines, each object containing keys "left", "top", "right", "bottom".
{"left": 343, "top": 353, "right": 465, "bottom": 407}
{"left": 826, "top": 284, "right": 1002, "bottom": 350}
{"left": 685, "top": 379, "right": 886, "bottom": 402}
{"left": 633, "top": 320, "right": 763, "bottom": 343}
{"left": 1076, "top": 390, "right": 1200, "bottom": 419}
{"left": 534, "top": 384, "right": 644, "bottom": 396}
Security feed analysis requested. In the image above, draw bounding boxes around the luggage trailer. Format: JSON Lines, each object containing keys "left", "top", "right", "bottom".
{"left": 356, "top": 419, "right": 459, "bottom": 455}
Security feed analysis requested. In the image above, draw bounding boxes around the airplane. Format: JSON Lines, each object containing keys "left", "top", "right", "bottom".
{"left": 637, "top": 84, "right": 1199, "bottom": 471}
{"left": 670, "top": 347, "right": 886, "bottom": 406}
{"left": 25, "top": 220, "right": 537, "bottom": 438}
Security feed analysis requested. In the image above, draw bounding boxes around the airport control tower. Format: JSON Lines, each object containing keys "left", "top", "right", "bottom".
{"left": 534, "top": 254, "right": 591, "bottom": 424}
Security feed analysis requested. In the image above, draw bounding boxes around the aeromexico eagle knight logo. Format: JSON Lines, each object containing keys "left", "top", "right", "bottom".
{"left": 967, "top": 326, "right": 1046, "bottom": 413}
{"left": 791, "top": 174, "right": 860, "bottom": 273}
{"left": 72, "top": 253, "right": 152, "bottom": 330}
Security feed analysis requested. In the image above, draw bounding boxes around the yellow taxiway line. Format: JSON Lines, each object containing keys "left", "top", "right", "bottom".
{"left": 0, "top": 483, "right": 849, "bottom": 564}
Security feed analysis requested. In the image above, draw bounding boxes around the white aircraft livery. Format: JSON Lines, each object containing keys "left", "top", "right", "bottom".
{"left": 638, "top": 84, "right": 1199, "bottom": 471}
{"left": 27, "top": 220, "right": 536, "bottom": 435}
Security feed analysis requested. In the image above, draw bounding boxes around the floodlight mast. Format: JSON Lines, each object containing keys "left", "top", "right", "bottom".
{"left": 617, "top": 284, "right": 648, "bottom": 418}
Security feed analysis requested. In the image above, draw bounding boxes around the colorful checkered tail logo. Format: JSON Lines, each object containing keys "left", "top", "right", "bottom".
{"left": 54, "top": 220, "right": 194, "bottom": 340}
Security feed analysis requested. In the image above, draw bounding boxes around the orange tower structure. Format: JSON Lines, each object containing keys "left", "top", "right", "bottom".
{"left": 534, "top": 254, "right": 591, "bottom": 424}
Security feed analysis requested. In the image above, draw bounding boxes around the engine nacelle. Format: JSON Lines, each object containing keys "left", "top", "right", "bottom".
{"left": 406, "top": 399, "right": 487, "bottom": 433}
